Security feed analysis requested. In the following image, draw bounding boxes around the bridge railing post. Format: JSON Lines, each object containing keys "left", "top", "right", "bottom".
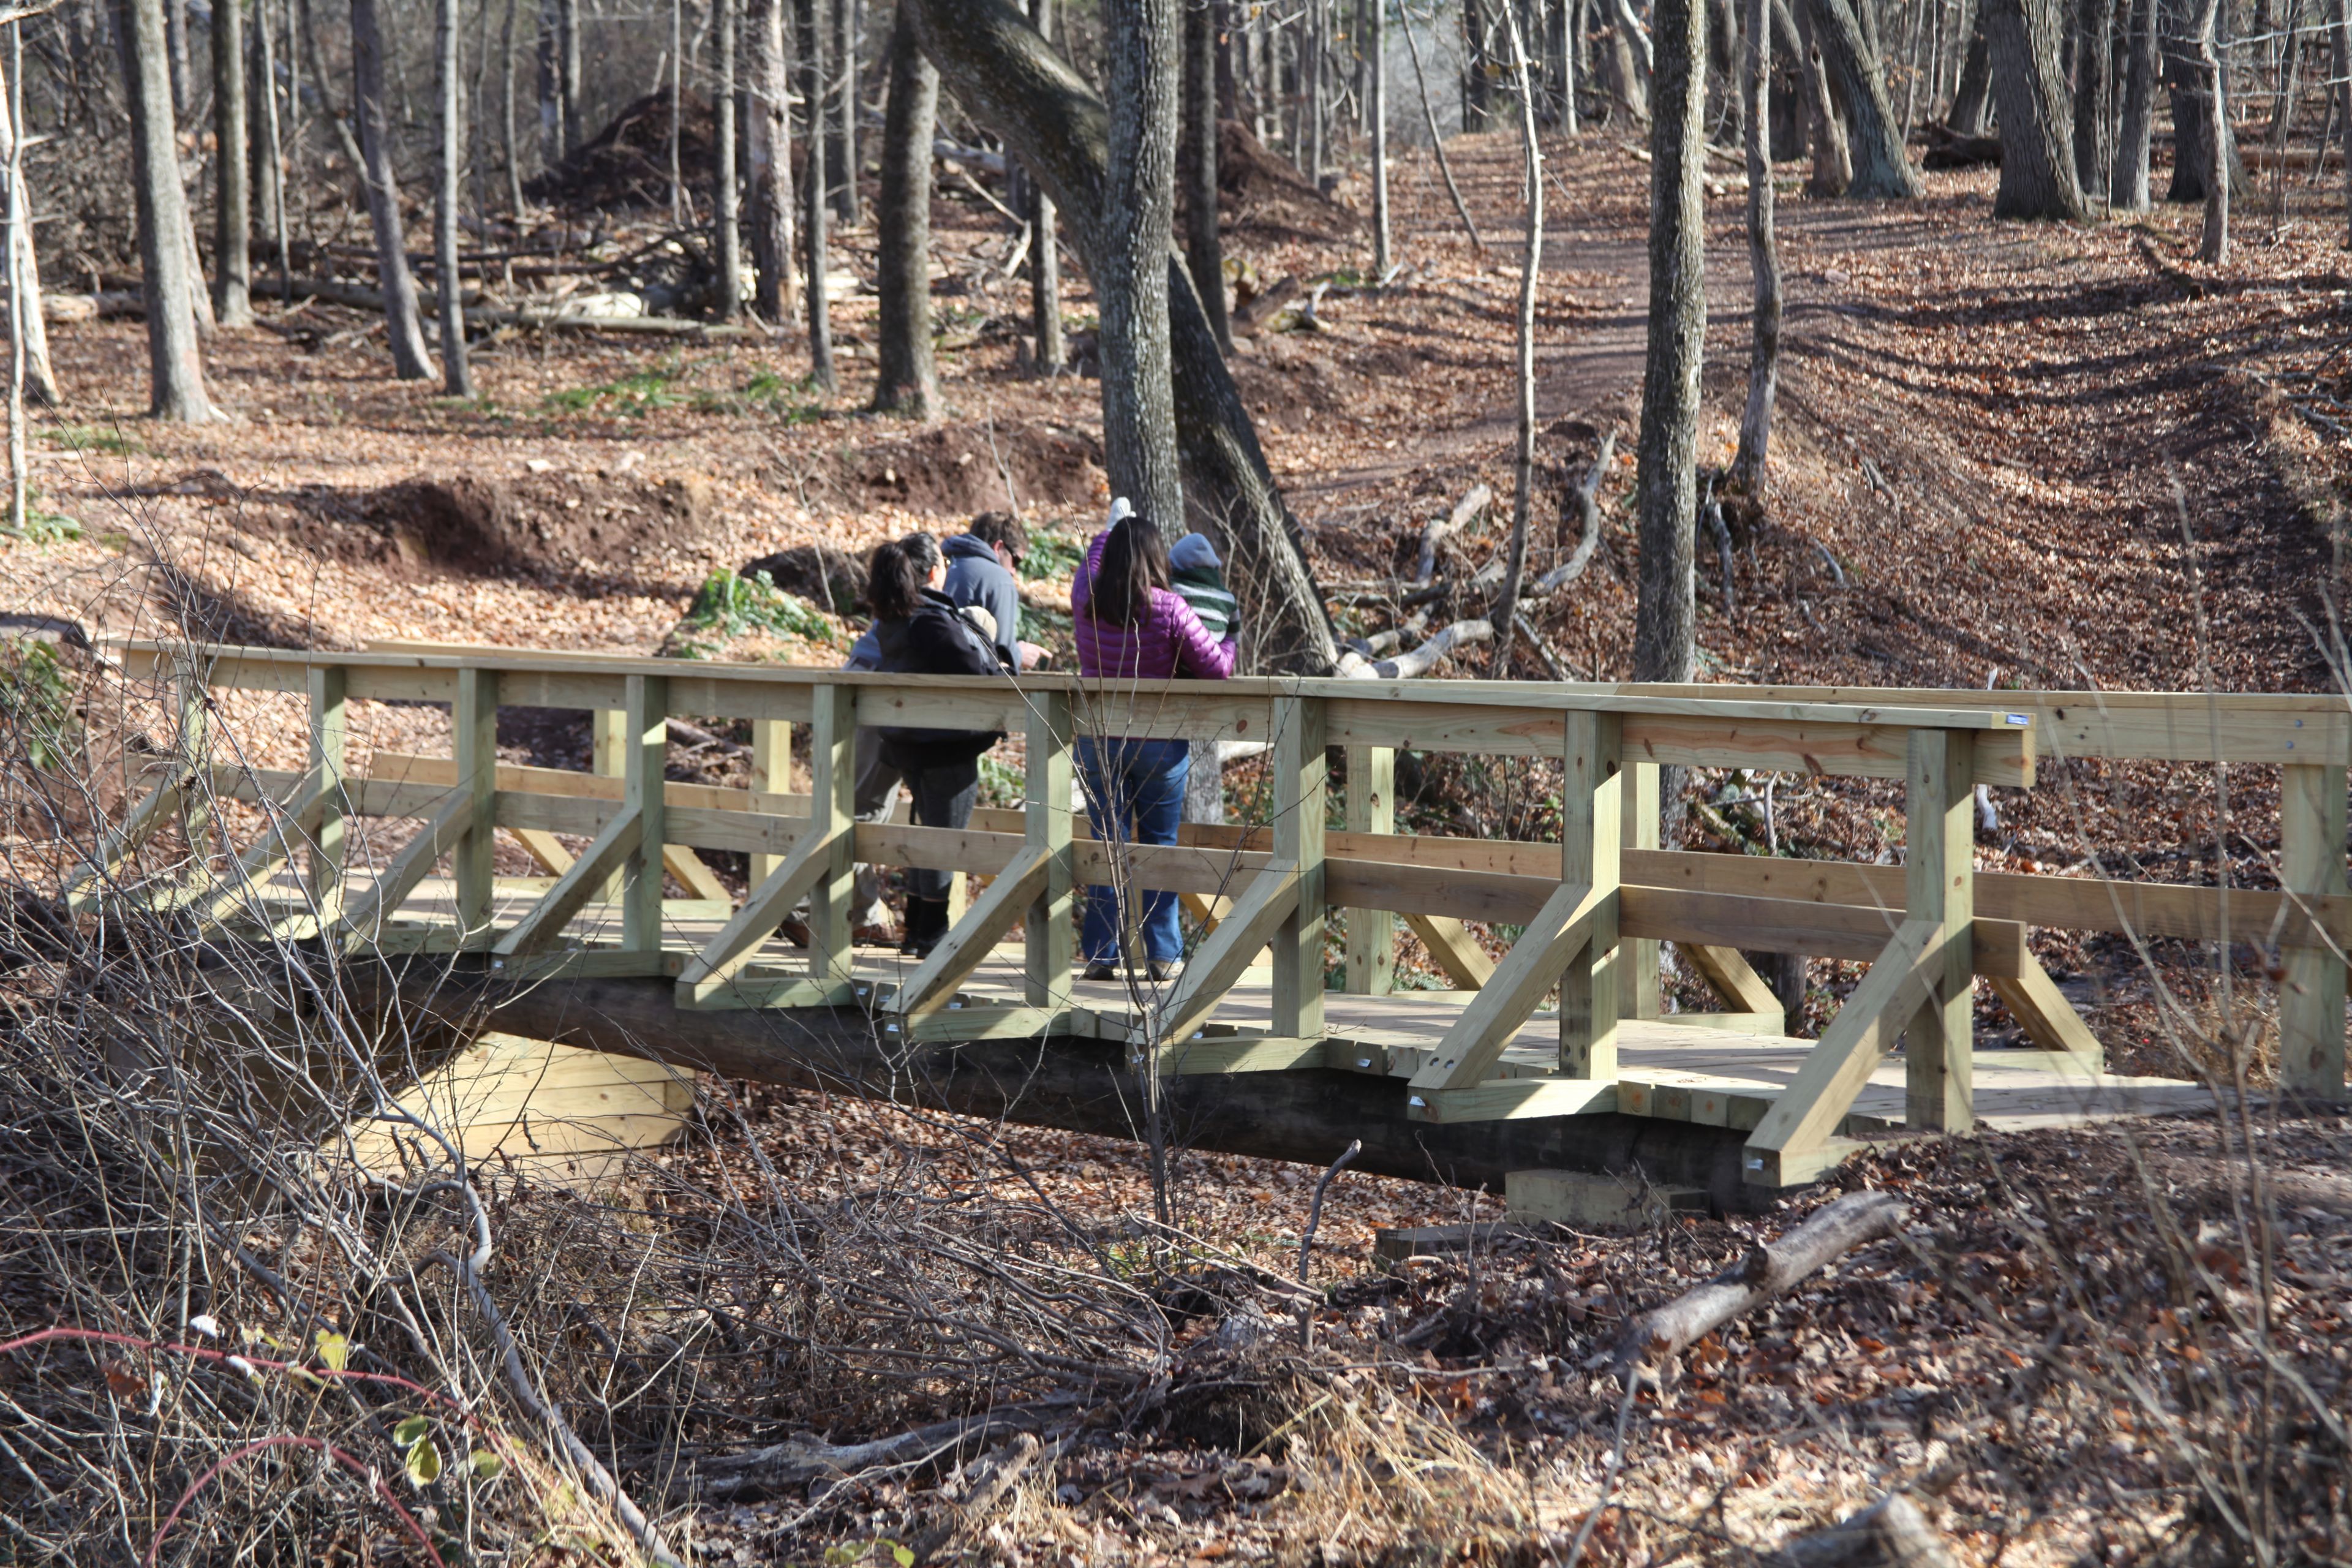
{"left": 1343, "top": 744, "right": 1395, "bottom": 996}
{"left": 1025, "top": 688, "right": 1074, "bottom": 1011}
{"left": 749, "top": 717, "right": 793, "bottom": 886}
{"left": 307, "top": 665, "right": 347, "bottom": 920}
{"left": 2282, "top": 761, "right": 2349, "bottom": 1100}
{"left": 1905, "top": 726, "right": 1976, "bottom": 1131}
{"left": 1559, "top": 710, "right": 1621, "bottom": 1079}
{"left": 592, "top": 707, "right": 625, "bottom": 903}
{"left": 806, "top": 682, "right": 858, "bottom": 991}
{"left": 1270, "top": 693, "right": 1328, "bottom": 1041}
{"left": 1617, "top": 760, "right": 1659, "bottom": 1021}
{"left": 453, "top": 668, "right": 499, "bottom": 949}
{"left": 623, "top": 674, "right": 668, "bottom": 955}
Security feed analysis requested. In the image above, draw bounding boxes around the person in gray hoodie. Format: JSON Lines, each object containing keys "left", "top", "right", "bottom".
{"left": 943, "top": 513, "right": 1045, "bottom": 671}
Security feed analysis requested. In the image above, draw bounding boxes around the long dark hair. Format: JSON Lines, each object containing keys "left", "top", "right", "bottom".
{"left": 1087, "top": 515, "right": 1169, "bottom": 627}
{"left": 865, "top": 537, "right": 925, "bottom": 622}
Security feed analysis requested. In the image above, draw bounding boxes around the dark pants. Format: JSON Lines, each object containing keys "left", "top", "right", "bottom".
{"left": 902, "top": 757, "right": 979, "bottom": 903}
{"left": 1079, "top": 736, "right": 1189, "bottom": 965}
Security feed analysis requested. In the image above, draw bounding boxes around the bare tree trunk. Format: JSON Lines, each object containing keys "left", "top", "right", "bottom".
{"left": 1463, "top": 0, "right": 1491, "bottom": 126}
{"left": 437, "top": 0, "right": 472, "bottom": 394}
{"left": 504, "top": 0, "right": 527, "bottom": 212}
{"left": 871, "top": 2, "right": 938, "bottom": 414}
{"left": 747, "top": 0, "right": 797, "bottom": 320}
{"left": 350, "top": 0, "right": 435, "bottom": 377}
{"left": 1731, "top": 0, "right": 1779, "bottom": 500}
{"left": 251, "top": 0, "right": 284, "bottom": 267}
{"left": 1563, "top": 0, "right": 1582, "bottom": 131}
{"left": 1403, "top": 0, "right": 1484, "bottom": 247}
{"left": 0, "top": 28, "right": 54, "bottom": 409}
{"left": 1180, "top": 0, "right": 1230, "bottom": 350}
{"left": 1029, "top": 3, "right": 1065, "bottom": 372}
{"left": 1987, "top": 0, "right": 2087, "bottom": 218}
{"left": 539, "top": 0, "right": 560, "bottom": 165}
{"left": 828, "top": 0, "right": 859, "bottom": 222}
{"left": 3, "top": 27, "right": 25, "bottom": 527}
{"left": 2112, "top": 0, "right": 2157, "bottom": 209}
{"left": 1949, "top": 4, "right": 1992, "bottom": 129}
{"left": 798, "top": 0, "right": 836, "bottom": 388}
{"left": 1099, "top": 0, "right": 1185, "bottom": 524}
{"left": 2267, "top": 0, "right": 2307, "bottom": 145}
{"left": 715, "top": 0, "right": 744, "bottom": 317}
{"left": 907, "top": 0, "right": 1340, "bottom": 671}
{"left": 2337, "top": 0, "right": 2351, "bottom": 243}
{"left": 213, "top": 0, "right": 254, "bottom": 324}
{"left": 670, "top": 0, "right": 685, "bottom": 221}
{"left": 2072, "top": 0, "right": 2114, "bottom": 203}
{"left": 2195, "top": 0, "right": 2228, "bottom": 259}
{"left": 166, "top": 0, "right": 189, "bottom": 116}
{"left": 1305, "top": 0, "right": 1325, "bottom": 183}
{"left": 559, "top": 0, "right": 582, "bottom": 154}
{"left": 1635, "top": 0, "right": 1703, "bottom": 689}
{"left": 1804, "top": 0, "right": 1917, "bottom": 194}
{"left": 1795, "top": 0, "right": 1852, "bottom": 192}
{"left": 1490, "top": 0, "right": 1543, "bottom": 674}
{"left": 1370, "top": 0, "right": 1390, "bottom": 270}
{"left": 118, "top": 0, "right": 214, "bottom": 419}
{"left": 2165, "top": 8, "right": 2244, "bottom": 201}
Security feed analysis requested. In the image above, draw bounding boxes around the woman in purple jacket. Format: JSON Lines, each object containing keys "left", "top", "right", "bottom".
{"left": 1071, "top": 512, "right": 1237, "bottom": 981}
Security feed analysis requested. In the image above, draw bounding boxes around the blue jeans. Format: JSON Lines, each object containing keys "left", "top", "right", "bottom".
{"left": 1078, "top": 736, "right": 1189, "bottom": 965}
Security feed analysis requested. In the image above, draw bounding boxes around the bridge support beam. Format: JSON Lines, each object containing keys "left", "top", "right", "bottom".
{"left": 399, "top": 966, "right": 1766, "bottom": 1207}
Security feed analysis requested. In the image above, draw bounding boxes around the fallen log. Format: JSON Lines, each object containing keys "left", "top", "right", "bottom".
{"left": 1336, "top": 617, "right": 1492, "bottom": 679}
{"left": 1604, "top": 1189, "right": 1907, "bottom": 1384}
{"left": 907, "top": 1434, "right": 1045, "bottom": 1558}
{"left": 678, "top": 1406, "right": 1066, "bottom": 1502}
{"left": 274, "top": 276, "right": 765, "bottom": 339}
{"left": 1529, "top": 432, "right": 1616, "bottom": 598}
{"left": 1777, "top": 1492, "right": 1958, "bottom": 1568}
{"left": 1414, "top": 483, "right": 1490, "bottom": 588}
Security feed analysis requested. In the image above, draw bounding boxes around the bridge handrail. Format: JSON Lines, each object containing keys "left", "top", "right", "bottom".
{"left": 81, "top": 639, "right": 2348, "bottom": 1188}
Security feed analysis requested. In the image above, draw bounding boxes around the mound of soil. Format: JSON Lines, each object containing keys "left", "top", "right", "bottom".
{"left": 526, "top": 91, "right": 716, "bottom": 213}
{"left": 1211, "top": 118, "right": 1360, "bottom": 239}
{"left": 837, "top": 419, "right": 1104, "bottom": 516}
{"left": 737, "top": 543, "right": 869, "bottom": 614}
{"left": 282, "top": 470, "right": 717, "bottom": 581}
{"left": 1228, "top": 335, "right": 1362, "bottom": 431}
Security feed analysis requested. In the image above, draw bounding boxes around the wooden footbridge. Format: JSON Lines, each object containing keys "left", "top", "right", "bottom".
{"left": 77, "top": 642, "right": 2351, "bottom": 1196}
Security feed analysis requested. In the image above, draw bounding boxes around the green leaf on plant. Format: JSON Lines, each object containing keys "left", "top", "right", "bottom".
{"left": 393, "top": 1415, "right": 431, "bottom": 1449}
{"left": 470, "top": 1450, "right": 504, "bottom": 1479}
{"left": 892, "top": 1545, "right": 915, "bottom": 1567}
{"left": 405, "top": 1439, "right": 442, "bottom": 1488}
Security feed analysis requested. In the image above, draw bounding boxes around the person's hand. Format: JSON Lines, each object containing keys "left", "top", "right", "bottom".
{"left": 1017, "top": 640, "right": 1047, "bottom": 671}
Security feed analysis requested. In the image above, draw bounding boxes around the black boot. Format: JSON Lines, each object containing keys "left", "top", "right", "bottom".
{"left": 900, "top": 897, "right": 950, "bottom": 959}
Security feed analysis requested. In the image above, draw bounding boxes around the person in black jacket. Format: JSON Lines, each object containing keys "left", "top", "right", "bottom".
{"left": 867, "top": 536, "right": 1009, "bottom": 957}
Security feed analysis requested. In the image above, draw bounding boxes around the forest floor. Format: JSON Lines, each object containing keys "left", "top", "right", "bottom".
{"left": 6, "top": 123, "right": 2351, "bottom": 1563}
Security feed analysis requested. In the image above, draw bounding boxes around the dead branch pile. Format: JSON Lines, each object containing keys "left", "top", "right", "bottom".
{"left": 1329, "top": 435, "right": 1616, "bottom": 680}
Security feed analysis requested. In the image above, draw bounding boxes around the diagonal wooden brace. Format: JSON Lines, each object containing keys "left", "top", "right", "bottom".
{"left": 492, "top": 805, "right": 645, "bottom": 957}
{"left": 1408, "top": 879, "right": 1602, "bottom": 1093}
{"left": 896, "top": 844, "right": 1054, "bottom": 1019}
{"left": 1156, "top": 860, "right": 1302, "bottom": 1047}
{"left": 178, "top": 767, "right": 337, "bottom": 922}
{"left": 676, "top": 823, "right": 851, "bottom": 999}
{"left": 1743, "top": 917, "right": 1946, "bottom": 1185}
{"left": 66, "top": 774, "right": 191, "bottom": 913}
{"left": 336, "top": 792, "right": 475, "bottom": 951}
